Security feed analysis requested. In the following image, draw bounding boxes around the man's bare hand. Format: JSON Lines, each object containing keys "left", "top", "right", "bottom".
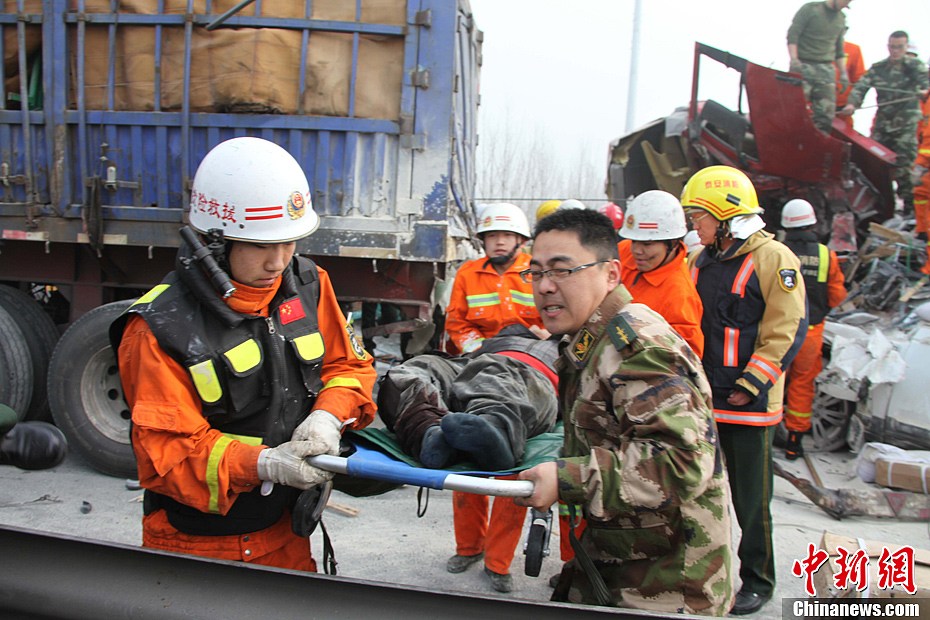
{"left": 515, "top": 461, "right": 559, "bottom": 512}
{"left": 528, "top": 324, "right": 552, "bottom": 340}
{"left": 837, "top": 104, "right": 855, "bottom": 117}
{"left": 727, "top": 390, "right": 751, "bottom": 407}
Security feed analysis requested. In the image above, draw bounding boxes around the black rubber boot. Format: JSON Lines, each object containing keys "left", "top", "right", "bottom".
{"left": 0, "top": 421, "right": 68, "bottom": 470}
{"left": 785, "top": 431, "right": 804, "bottom": 461}
{"left": 419, "top": 425, "right": 456, "bottom": 469}
{"left": 441, "top": 413, "right": 515, "bottom": 471}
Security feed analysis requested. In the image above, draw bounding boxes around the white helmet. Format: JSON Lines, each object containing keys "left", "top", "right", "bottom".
{"left": 780, "top": 198, "right": 817, "bottom": 229}
{"left": 189, "top": 137, "right": 319, "bottom": 243}
{"left": 620, "top": 190, "right": 688, "bottom": 240}
{"left": 683, "top": 229, "right": 703, "bottom": 253}
{"left": 558, "top": 198, "right": 586, "bottom": 211}
{"left": 476, "top": 203, "right": 531, "bottom": 239}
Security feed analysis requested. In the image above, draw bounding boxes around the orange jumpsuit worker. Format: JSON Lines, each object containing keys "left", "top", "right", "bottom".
{"left": 836, "top": 40, "right": 866, "bottom": 130}
{"left": 914, "top": 91, "right": 930, "bottom": 272}
{"left": 444, "top": 202, "right": 545, "bottom": 593}
{"left": 780, "top": 199, "right": 847, "bottom": 460}
{"left": 617, "top": 190, "right": 705, "bottom": 357}
{"left": 112, "top": 137, "right": 376, "bottom": 572}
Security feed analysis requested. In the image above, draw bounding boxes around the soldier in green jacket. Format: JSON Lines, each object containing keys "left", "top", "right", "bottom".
{"left": 841, "top": 30, "right": 930, "bottom": 212}
{"left": 516, "top": 208, "right": 735, "bottom": 616}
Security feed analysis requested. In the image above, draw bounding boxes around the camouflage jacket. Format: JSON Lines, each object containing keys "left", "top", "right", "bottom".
{"left": 554, "top": 285, "right": 735, "bottom": 616}
{"left": 848, "top": 56, "right": 929, "bottom": 133}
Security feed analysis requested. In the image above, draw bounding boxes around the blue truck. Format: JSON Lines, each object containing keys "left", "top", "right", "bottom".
{"left": 0, "top": 0, "right": 481, "bottom": 477}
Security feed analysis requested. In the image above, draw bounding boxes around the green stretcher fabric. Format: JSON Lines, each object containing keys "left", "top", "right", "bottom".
{"left": 346, "top": 424, "right": 564, "bottom": 474}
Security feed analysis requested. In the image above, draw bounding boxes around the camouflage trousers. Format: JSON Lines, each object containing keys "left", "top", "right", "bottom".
{"left": 872, "top": 125, "right": 919, "bottom": 209}
{"left": 799, "top": 61, "right": 837, "bottom": 133}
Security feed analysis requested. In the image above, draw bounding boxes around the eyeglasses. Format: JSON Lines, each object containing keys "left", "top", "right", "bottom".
{"left": 687, "top": 211, "right": 709, "bottom": 224}
{"left": 519, "top": 260, "right": 608, "bottom": 283}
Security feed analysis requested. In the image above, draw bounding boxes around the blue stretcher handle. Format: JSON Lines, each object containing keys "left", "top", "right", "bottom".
{"left": 308, "top": 455, "right": 535, "bottom": 498}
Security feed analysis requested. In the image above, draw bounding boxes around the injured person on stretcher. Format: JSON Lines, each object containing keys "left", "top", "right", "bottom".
{"left": 376, "top": 324, "right": 559, "bottom": 471}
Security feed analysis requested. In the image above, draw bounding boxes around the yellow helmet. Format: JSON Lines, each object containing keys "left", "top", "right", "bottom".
{"left": 535, "top": 199, "right": 562, "bottom": 221}
{"left": 680, "top": 165, "right": 762, "bottom": 221}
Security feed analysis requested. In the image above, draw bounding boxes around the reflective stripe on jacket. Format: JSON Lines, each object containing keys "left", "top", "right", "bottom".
{"left": 691, "top": 232, "right": 808, "bottom": 425}
{"left": 445, "top": 252, "right": 543, "bottom": 353}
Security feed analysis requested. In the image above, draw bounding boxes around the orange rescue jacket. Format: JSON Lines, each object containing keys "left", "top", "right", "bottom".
{"left": 445, "top": 252, "right": 543, "bottom": 354}
{"left": 618, "top": 239, "right": 705, "bottom": 357}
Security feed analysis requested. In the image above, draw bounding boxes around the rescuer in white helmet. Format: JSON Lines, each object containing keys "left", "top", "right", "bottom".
{"left": 442, "top": 201, "right": 547, "bottom": 594}
{"left": 778, "top": 198, "right": 847, "bottom": 462}
{"left": 617, "top": 190, "right": 704, "bottom": 356}
{"left": 110, "top": 136, "right": 377, "bottom": 572}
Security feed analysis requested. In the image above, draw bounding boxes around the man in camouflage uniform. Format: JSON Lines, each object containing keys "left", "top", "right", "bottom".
{"left": 841, "top": 31, "right": 930, "bottom": 212}
{"left": 516, "top": 208, "right": 734, "bottom": 616}
{"left": 787, "top": 0, "right": 851, "bottom": 133}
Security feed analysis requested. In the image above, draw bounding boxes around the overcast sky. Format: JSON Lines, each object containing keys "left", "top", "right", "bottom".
{"left": 469, "top": 0, "right": 930, "bottom": 188}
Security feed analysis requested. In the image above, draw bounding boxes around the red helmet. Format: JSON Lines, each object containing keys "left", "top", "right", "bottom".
{"left": 598, "top": 202, "right": 624, "bottom": 231}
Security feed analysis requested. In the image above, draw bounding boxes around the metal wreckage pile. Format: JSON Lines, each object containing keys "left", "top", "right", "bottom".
{"left": 776, "top": 214, "right": 930, "bottom": 521}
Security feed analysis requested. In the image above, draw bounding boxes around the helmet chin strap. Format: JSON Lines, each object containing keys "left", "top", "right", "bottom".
{"left": 713, "top": 220, "right": 732, "bottom": 253}
{"left": 487, "top": 244, "right": 518, "bottom": 266}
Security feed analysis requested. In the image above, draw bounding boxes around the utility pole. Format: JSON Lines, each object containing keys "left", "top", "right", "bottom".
{"left": 625, "top": 0, "right": 642, "bottom": 133}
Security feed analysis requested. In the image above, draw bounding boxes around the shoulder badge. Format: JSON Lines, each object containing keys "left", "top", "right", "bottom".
{"left": 345, "top": 320, "right": 368, "bottom": 360}
{"left": 572, "top": 328, "right": 595, "bottom": 362}
{"left": 778, "top": 268, "right": 799, "bottom": 292}
{"left": 608, "top": 315, "right": 638, "bottom": 351}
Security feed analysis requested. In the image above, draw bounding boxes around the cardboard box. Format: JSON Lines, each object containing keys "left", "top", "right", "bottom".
{"left": 874, "top": 458, "right": 930, "bottom": 495}
{"left": 811, "top": 531, "right": 930, "bottom": 599}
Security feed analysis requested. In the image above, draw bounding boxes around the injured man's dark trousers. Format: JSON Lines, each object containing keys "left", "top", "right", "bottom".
{"left": 377, "top": 353, "right": 557, "bottom": 470}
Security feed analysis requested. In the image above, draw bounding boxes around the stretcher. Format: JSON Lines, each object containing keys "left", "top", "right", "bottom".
{"left": 306, "top": 426, "right": 562, "bottom": 576}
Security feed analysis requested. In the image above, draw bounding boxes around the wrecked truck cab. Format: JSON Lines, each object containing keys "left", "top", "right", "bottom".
{"left": 607, "top": 42, "right": 897, "bottom": 253}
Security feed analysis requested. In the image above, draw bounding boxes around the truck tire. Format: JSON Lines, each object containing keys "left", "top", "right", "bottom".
{"left": 48, "top": 300, "right": 136, "bottom": 478}
{"left": 0, "top": 302, "right": 33, "bottom": 419}
{"left": 0, "top": 284, "right": 60, "bottom": 421}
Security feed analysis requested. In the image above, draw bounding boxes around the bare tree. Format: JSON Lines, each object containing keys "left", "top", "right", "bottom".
{"left": 476, "top": 109, "right": 607, "bottom": 217}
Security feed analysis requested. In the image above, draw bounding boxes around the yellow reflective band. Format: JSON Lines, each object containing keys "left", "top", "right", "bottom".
{"left": 510, "top": 290, "right": 535, "bottom": 307}
{"left": 322, "top": 376, "right": 362, "bottom": 391}
{"left": 223, "top": 339, "right": 261, "bottom": 374}
{"left": 131, "top": 283, "right": 170, "bottom": 307}
{"left": 293, "top": 332, "right": 324, "bottom": 361}
{"left": 817, "top": 244, "right": 829, "bottom": 283}
{"left": 206, "top": 435, "right": 233, "bottom": 513}
{"left": 190, "top": 359, "right": 223, "bottom": 404}
{"left": 466, "top": 293, "right": 500, "bottom": 308}
{"left": 786, "top": 408, "right": 812, "bottom": 419}
{"left": 223, "top": 433, "right": 263, "bottom": 446}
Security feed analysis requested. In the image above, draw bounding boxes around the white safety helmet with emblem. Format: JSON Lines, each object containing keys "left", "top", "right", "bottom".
{"left": 476, "top": 202, "right": 531, "bottom": 239}
{"left": 189, "top": 137, "right": 319, "bottom": 243}
{"left": 620, "top": 190, "right": 688, "bottom": 241}
{"left": 780, "top": 198, "right": 817, "bottom": 229}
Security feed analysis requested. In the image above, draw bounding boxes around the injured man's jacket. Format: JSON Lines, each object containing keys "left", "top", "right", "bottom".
{"left": 377, "top": 324, "right": 559, "bottom": 471}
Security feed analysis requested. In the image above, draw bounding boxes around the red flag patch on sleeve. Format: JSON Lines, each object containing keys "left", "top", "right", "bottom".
{"left": 279, "top": 298, "right": 306, "bottom": 324}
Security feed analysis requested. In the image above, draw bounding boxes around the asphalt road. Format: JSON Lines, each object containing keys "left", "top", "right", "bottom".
{"left": 1, "top": 443, "right": 927, "bottom": 618}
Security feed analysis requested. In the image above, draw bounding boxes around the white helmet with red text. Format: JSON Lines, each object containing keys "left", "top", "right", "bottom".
{"left": 476, "top": 202, "right": 531, "bottom": 239}
{"left": 620, "top": 190, "right": 688, "bottom": 240}
{"left": 189, "top": 137, "right": 319, "bottom": 243}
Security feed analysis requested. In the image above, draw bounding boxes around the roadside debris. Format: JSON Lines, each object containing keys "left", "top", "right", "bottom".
{"left": 774, "top": 461, "right": 930, "bottom": 521}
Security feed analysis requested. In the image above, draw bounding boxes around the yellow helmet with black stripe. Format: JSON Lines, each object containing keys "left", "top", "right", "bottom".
{"left": 680, "top": 165, "right": 762, "bottom": 221}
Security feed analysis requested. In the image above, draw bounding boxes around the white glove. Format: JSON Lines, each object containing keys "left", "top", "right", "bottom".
{"left": 912, "top": 165, "right": 928, "bottom": 186}
{"left": 256, "top": 441, "right": 334, "bottom": 490}
{"left": 291, "top": 410, "right": 342, "bottom": 456}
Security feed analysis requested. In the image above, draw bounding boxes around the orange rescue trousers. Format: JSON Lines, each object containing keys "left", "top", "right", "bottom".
{"left": 453, "top": 478, "right": 526, "bottom": 575}
{"left": 784, "top": 322, "right": 824, "bottom": 433}
{"left": 142, "top": 509, "right": 317, "bottom": 572}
